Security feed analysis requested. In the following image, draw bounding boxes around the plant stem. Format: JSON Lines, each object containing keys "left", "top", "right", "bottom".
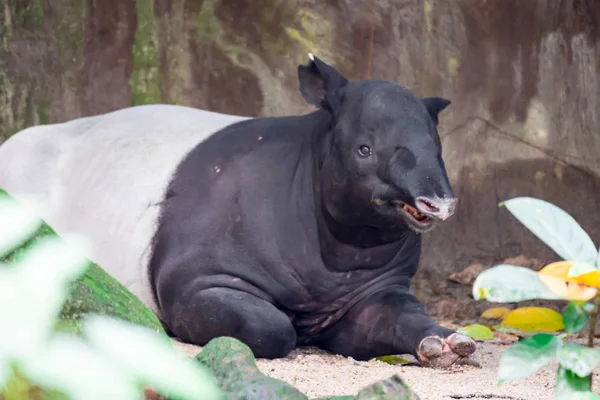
{"left": 588, "top": 295, "right": 600, "bottom": 348}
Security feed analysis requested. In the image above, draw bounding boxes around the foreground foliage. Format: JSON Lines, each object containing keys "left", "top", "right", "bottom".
{"left": 473, "top": 197, "right": 600, "bottom": 399}
{"left": 0, "top": 190, "right": 223, "bottom": 400}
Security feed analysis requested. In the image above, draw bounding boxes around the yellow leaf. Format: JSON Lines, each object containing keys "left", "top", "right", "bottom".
{"left": 570, "top": 270, "right": 600, "bottom": 289}
{"left": 537, "top": 261, "right": 598, "bottom": 301}
{"left": 481, "top": 307, "right": 512, "bottom": 320}
{"left": 500, "top": 306, "right": 564, "bottom": 332}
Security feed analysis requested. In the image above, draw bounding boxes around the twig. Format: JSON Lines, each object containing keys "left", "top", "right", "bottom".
{"left": 441, "top": 115, "right": 598, "bottom": 180}
{"left": 447, "top": 394, "right": 528, "bottom": 400}
{"left": 588, "top": 296, "right": 600, "bottom": 348}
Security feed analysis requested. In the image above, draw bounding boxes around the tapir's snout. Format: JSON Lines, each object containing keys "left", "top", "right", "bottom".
{"left": 415, "top": 196, "right": 457, "bottom": 221}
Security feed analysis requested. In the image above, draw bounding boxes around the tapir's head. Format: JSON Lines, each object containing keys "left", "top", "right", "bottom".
{"left": 298, "top": 54, "right": 456, "bottom": 233}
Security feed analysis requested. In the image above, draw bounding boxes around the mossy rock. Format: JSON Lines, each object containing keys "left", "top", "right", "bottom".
{"left": 354, "top": 375, "right": 420, "bottom": 400}
{"left": 196, "top": 337, "right": 309, "bottom": 400}
{"left": 196, "top": 337, "right": 421, "bottom": 400}
{"left": 0, "top": 188, "right": 166, "bottom": 336}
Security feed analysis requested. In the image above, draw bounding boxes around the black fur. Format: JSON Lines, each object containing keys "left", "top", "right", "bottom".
{"left": 149, "top": 55, "right": 457, "bottom": 360}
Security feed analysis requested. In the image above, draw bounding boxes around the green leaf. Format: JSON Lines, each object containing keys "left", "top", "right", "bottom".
{"left": 84, "top": 316, "right": 223, "bottom": 400}
{"left": 0, "top": 237, "right": 90, "bottom": 361}
{"left": 597, "top": 246, "right": 600, "bottom": 268}
{"left": 457, "top": 324, "right": 494, "bottom": 340}
{"left": 473, "top": 264, "right": 564, "bottom": 302}
{"left": 503, "top": 197, "right": 597, "bottom": 266}
{"left": 374, "top": 355, "right": 411, "bottom": 365}
{"left": 555, "top": 365, "right": 591, "bottom": 400}
{"left": 557, "top": 342, "right": 600, "bottom": 377}
{"left": 0, "top": 359, "right": 10, "bottom": 388}
{"left": 498, "top": 333, "right": 561, "bottom": 384}
{"left": 21, "top": 335, "right": 141, "bottom": 400}
{"left": 563, "top": 302, "right": 590, "bottom": 334}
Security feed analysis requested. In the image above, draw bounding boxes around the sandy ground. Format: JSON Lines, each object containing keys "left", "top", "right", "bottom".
{"left": 172, "top": 338, "right": 600, "bottom": 400}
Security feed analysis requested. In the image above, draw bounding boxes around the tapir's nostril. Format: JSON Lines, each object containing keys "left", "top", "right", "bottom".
{"left": 415, "top": 196, "right": 458, "bottom": 221}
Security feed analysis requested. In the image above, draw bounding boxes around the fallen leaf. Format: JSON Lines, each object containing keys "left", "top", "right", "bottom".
{"left": 501, "top": 307, "right": 565, "bottom": 332}
{"left": 457, "top": 324, "right": 494, "bottom": 340}
{"left": 481, "top": 307, "right": 512, "bottom": 320}
{"left": 491, "top": 332, "right": 520, "bottom": 345}
{"left": 503, "top": 255, "right": 544, "bottom": 270}
{"left": 374, "top": 355, "right": 411, "bottom": 365}
{"left": 448, "top": 263, "right": 487, "bottom": 285}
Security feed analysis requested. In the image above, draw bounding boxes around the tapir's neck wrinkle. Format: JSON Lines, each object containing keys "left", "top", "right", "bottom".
{"left": 308, "top": 114, "right": 416, "bottom": 272}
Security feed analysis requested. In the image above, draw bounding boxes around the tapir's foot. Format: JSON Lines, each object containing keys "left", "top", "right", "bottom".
{"left": 417, "top": 333, "right": 479, "bottom": 368}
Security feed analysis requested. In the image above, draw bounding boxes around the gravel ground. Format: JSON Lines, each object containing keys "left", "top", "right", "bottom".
{"left": 172, "top": 337, "right": 600, "bottom": 400}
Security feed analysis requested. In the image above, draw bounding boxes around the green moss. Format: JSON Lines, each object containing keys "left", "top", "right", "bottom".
{"left": 196, "top": 0, "right": 220, "bottom": 38}
{"left": 0, "top": 188, "right": 166, "bottom": 336}
{"left": 424, "top": 0, "right": 434, "bottom": 33}
{"left": 0, "top": 0, "right": 12, "bottom": 50}
{"left": 131, "top": 0, "right": 161, "bottom": 105}
{"left": 447, "top": 56, "right": 460, "bottom": 80}
{"left": 36, "top": 101, "right": 49, "bottom": 125}
{"left": 354, "top": 375, "right": 420, "bottom": 400}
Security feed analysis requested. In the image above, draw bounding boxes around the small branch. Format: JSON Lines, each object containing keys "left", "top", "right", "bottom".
{"left": 447, "top": 393, "right": 528, "bottom": 400}
{"left": 441, "top": 115, "right": 598, "bottom": 180}
{"left": 588, "top": 295, "right": 600, "bottom": 348}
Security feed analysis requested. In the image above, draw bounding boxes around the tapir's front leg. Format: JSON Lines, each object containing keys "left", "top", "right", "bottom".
{"left": 316, "top": 286, "right": 479, "bottom": 368}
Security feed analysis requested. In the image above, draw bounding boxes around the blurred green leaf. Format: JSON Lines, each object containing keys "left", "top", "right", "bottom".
{"left": 473, "top": 264, "right": 563, "bottom": 302}
{"left": 85, "top": 316, "right": 223, "bottom": 400}
{"left": 498, "top": 334, "right": 561, "bottom": 384}
{"left": 502, "top": 197, "right": 597, "bottom": 265}
{"left": 21, "top": 335, "right": 139, "bottom": 400}
{"left": 555, "top": 365, "right": 591, "bottom": 400}
{"left": 0, "top": 359, "right": 9, "bottom": 389}
{"left": 0, "top": 237, "right": 90, "bottom": 361}
{"left": 557, "top": 342, "right": 600, "bottom": 378}
{"left": 563, "top": 302, "right": 590, "bottom": 334}
{"left": 457, "top": 324, "right": 494, "bottom": 340}
{"left": 570, "top": 392, "right": 600, "bottom": 400}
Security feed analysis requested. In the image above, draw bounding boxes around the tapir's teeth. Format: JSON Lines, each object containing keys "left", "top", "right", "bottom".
{"left": 400, "top": 203, "right": 427, "bottom": 221}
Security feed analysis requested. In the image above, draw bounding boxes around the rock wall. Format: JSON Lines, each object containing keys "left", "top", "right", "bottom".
{"left": 1, "top": 0, "right": 599, "bottom": 300}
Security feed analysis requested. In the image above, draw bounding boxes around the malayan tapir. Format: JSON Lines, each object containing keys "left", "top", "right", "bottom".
{"left": 0, "top": 54, "right": 477, "bottom": 368}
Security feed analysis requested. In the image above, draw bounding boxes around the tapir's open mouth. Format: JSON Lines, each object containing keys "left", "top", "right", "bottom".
{"left": 392, "top": 200, "right": 431, "bottom": 225}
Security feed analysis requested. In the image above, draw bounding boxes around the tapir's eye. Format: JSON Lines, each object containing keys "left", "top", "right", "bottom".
{"left": 357, "top": 145, "right": 372, "bottom": 158}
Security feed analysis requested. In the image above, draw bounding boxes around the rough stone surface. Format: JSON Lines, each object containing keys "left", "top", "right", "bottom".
{"left": 1, "top": 0, "right": 599, "bottom": 303}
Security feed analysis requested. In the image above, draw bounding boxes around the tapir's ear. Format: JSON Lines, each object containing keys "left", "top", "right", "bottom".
{"left": 297, "top": 53, "right": 349, "bottom": 115}
{"left": 421, "top": 97, "right": 451, "bottom": 126}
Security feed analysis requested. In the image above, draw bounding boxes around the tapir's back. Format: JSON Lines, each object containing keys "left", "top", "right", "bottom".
{"left": 0, "top": 104, "right": 248, "bottom": 315}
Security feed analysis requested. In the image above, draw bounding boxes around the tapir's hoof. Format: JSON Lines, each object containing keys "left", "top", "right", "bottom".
{"left": 416, "top": 333, "right": 479, "bottom": 368}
